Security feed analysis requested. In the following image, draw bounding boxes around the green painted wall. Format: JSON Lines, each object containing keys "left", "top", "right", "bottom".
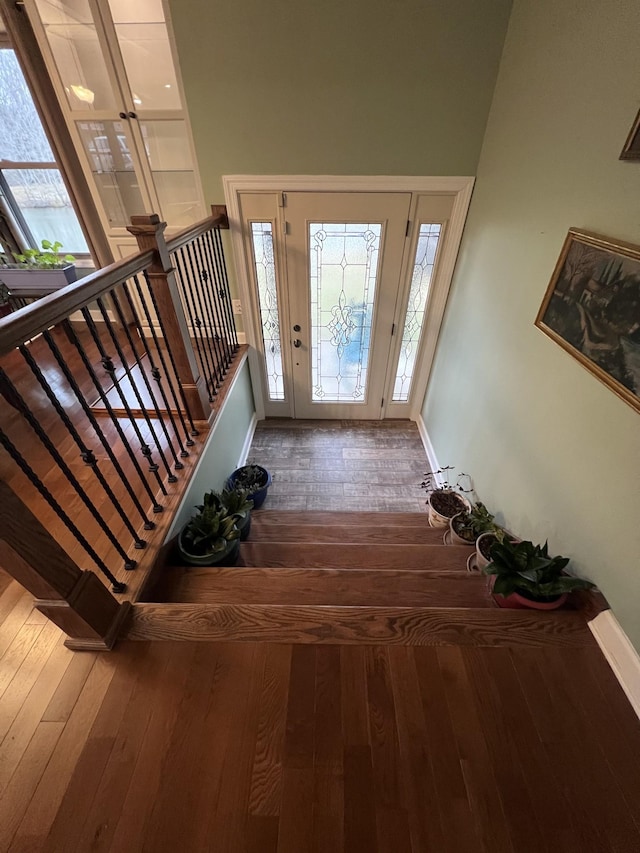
{"left": 166, "top": 358, "right": 255, "bottom": 539}
{"left": 169, "top": 0, "right": 512, "bottom": 199}
{"left": 423, "top": 0, "right": 640, "bottom": 647}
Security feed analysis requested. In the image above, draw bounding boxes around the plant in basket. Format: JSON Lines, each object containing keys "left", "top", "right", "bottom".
{"left": 421, "top": 466, "right": 472, "bottom": 528}
{"left": 449, "top": 501, "right": 504, "bottom": 546}
{"left": 483, "top": 539, "right": 594, "bottom": 610}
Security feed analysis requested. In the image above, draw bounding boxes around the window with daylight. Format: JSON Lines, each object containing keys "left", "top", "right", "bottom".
{"left": 250, "top": 222, "right": 285, "bottom": 401}
{"left": 392, "top": 223, "right": 442, "bottom": 401}
{"left": 0, "top": 47, "right": 88, "bottom": 254}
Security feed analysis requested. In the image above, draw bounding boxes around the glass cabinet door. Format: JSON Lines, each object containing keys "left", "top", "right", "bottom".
{"left": 33, "top": 0, "right": 118, "bottom": 111}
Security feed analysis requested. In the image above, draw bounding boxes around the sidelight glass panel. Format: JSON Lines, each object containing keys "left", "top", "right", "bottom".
{"left": 309, "top": 222, "right": 381, "bottom": 403}
{"left": 251, "top": 222, "right": 285, "bottom": 401}
{"left": 392, "top": 223, "right": 442, "bottom": 401}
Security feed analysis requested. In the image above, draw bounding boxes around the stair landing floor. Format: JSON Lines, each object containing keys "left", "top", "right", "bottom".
{"left": 247, "top": 419, "right": 430, "bottom": 512}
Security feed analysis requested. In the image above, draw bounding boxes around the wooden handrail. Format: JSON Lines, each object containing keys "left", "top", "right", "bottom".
{"left": 0, "top": 207, "right": 229, "bottom": 358}
{"left": 0, "top": 249, "right": 154, "bottom": 357}
{"left": 164, "top": 206, "right": 228, "bottom": 256}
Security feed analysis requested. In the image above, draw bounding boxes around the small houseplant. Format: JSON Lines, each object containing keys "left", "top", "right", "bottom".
{"left": 0, "top": 239, "right": 77, "bottom": 292}
{"left": 483, "top": 538, "right": 594, "bottom": 610}
{"left": 217, "top": 487, "right": 254, "bottom": 541}
{"left": 227, "top": 463, "right": 272, "bottom": 509}
{"left": 176, "top": 492, "right": 240, "bottom": 567}
{"left": 421, "top": 466, "right": 472, "bottom": 528}
{"left": 449, "top": 501, "right": 501, "bottom": 546}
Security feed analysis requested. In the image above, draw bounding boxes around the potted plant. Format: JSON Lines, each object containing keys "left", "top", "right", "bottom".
{"left": 0, "top": 282, "right": 10, "bottom": 319}
{"left": 449, "top": 501, "right": 500, "bottom": 546}
{"left": 176, "top": 492, "right": 240, "bottom": 567}
{"left": 217, "top": 487, "right": 253, "bottom": 541}
{"left": 421, "top": 466, "right": 472, "bottom": 528}
{"left": 0, "top": 239, "right": 76, "bottom": 293}
{"left": 226, "top": 463, "right": 272, "bottom": 509}
{"left": 483, "top": 538, "right": 595, "bottom": 610}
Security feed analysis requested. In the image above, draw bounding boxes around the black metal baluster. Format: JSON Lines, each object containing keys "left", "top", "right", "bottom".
{"left": 211, "top": 226, "right": 239, "bottom": 349}
{"left": 176, "top": 246, "right": 216, "bottom": 398}
{"left": 130, "top": 274, "right": 193, "bottom": 450}
{"left": 194, "top": 233, "right": 229, "bottom": 383}
{"left": 190, "top": 236, "right": 225, "bottom": 388}
{"left": 120, "top": 278, "right": 189, "bottom": 461}
{"left": 90, "top": 300, "right": 172, "bottom": 490}
{"left": 184, "top": 241, "right": 220, "bottom": 394}
{"left": 62, "top": 319, "right": 163, "bottom": 513}
{"left": 202, "top": 229, "right": 233, "bottom": 369}
{"left": 142, "top": 269, "right": 199, "bottom": 436}
{"left": 19, "top": 344, "right": 148, "bottom": 550}
{"left": 42, "top": 328, "right": 156, "bottom": 530}
{"left": 107, "top": 288, "right": 180, "bottom": 481}
{"left": 172, "top": 248, "right": 212, "bottom": 401}
{"left": 0, "top": 428, "right": 126, "bottom": 592}
{"left": 0, "top": 369, "right": 137, "bottom": 573}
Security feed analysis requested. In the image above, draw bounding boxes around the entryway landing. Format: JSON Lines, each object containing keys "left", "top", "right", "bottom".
{"left": 247, "top": 419, "right": 429, "bottom": 512}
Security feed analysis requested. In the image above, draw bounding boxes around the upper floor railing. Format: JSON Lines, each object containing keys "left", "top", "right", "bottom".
{"left": 0, "top": 208, "right": 240, "bottom": 648}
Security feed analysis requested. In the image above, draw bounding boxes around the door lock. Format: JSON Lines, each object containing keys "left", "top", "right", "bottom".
{"left": 293, "top": 324, "right": 301, "bottom": 332}
{"left": 293, "top": 339, "right": 301, "bottom": 348}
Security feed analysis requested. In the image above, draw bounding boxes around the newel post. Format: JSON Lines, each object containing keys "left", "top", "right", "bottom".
{"left": 0, "top": 481, "right": 130, "bottom": 650}
{"left": 127, "top": 213, "right": 210, "bottom": 421}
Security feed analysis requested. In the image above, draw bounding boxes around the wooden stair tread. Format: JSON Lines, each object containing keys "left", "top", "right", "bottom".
{"left": 249, "top": 519, "right": 446, "bottom": 545}
{"left": 237, "top": 542, "right": 471, "bottom": 570}
{"left": 162, "top": 567, "right": 489, "bottom": 607}
{"left": 254, "top": 510, "right": 430, "bottom": 527}
{"left": 127, "top": 602, "right": 596, "bottom": 646}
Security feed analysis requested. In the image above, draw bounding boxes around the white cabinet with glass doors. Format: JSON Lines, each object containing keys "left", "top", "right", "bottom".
{"left": 25, "top": 0, "right": 204, "bottom": 253}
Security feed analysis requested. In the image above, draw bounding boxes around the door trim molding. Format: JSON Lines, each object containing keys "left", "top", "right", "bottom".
{"left": 223, "top": 175, "right": 475, "bottom": 419}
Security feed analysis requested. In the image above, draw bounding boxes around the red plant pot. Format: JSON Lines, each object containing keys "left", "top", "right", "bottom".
{"left": 488, "top": 576, "right": 568, "bottom": 610}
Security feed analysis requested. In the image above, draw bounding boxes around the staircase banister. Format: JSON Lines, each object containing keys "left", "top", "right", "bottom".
{"left": 164, "top": 206, "right": 229, "bottom": 256}
{"left": 0, "top": 248, "right": 154, "bottom": 356}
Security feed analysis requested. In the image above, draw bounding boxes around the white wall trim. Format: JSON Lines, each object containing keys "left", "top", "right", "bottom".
{"left": 589, "top": 610, "right": 640, "bottom": 720}
{"left": 414, "top": 413, "right": 445, "bottom": 487}
{"left": 238, "top": 413, "right": 258, "bottom": 467}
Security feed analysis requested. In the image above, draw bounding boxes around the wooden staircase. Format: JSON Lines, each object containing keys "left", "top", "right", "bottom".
{"left": 127, "top": 511, "right": 598, "bottom": 646}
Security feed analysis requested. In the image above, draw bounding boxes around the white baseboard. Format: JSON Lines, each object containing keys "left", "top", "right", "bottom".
{"left": 414, "top": 414, "right": 444, "bottom": 486}
{"left": 589, "top": 610, "right": 640, "bottom": 720}
{"left": 238, "top": 413, "right": 258, "bottom": 467}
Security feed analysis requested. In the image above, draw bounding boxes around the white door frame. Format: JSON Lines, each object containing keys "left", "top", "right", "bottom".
{"left": 223, "top": 175, "right": 474, "bottom": 420}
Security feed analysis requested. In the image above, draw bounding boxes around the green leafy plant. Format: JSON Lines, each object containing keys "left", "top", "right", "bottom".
{"left": 232, "top": 464, "right": 268, "bottom": 492}
{"left": 484, "top": 539, "right": 594, "bottom": 600}
{"left": 181, "top": 491, "right": 239, "bottom": 557}
{"left": 451, "top": 502, "right": 505, "bottom": 543}
{"left": 217, "top": 487, "right": 253, "bottom": 518}
{"left": 12, "top": 239, "right": 75, "bottom": 269}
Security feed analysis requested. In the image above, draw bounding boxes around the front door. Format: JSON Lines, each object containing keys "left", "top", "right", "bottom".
{"left": 236, "top": 186, "right": 458, "bottom": 419}
{"left": 284, "top": 192, "right": 410, "bottom": 418}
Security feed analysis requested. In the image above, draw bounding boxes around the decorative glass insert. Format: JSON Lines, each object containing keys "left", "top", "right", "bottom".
{"left": 251, "top": 222, "right": 284, "bottom": 401}
{"left": 393, "top": 223, "right": 442, "bottom": 401}
{"left": 310, "top": 222, "right": 381, "bottom": 402}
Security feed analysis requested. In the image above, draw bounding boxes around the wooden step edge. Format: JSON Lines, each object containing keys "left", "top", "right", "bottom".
{"left": 167, "top": 566, "right": 475, "bottom": 579}
{"left": 253, "top": 511, "right": 431, "bottom": 525}
{"left": 125, "top": 603, "right": 596, "bottom": 647}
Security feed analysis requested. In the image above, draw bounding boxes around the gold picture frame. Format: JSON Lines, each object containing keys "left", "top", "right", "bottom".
{"left": 620, "top": 108, "right": 640, "bottom": 160}
{"left": 535, "top": 229, "right": 640, "bottom": 413}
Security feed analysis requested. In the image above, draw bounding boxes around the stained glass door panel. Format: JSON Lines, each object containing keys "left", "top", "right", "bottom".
{"left": 285, "top": 192, "right": 411, "bottom": 419}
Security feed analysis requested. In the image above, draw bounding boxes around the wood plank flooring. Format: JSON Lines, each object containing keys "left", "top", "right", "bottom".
{"left": 1, "top": 575, "right": 639, "bottom": 852}
{"left": 248, "top": 420, "right": 430, "bottom": 512}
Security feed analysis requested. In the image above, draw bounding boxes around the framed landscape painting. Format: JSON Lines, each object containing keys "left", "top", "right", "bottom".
{"left": 535, "top": 229, "right": 640, "bottom": 413}
{"left": 620, "top": 108, "right": 640, "bottom": 160}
